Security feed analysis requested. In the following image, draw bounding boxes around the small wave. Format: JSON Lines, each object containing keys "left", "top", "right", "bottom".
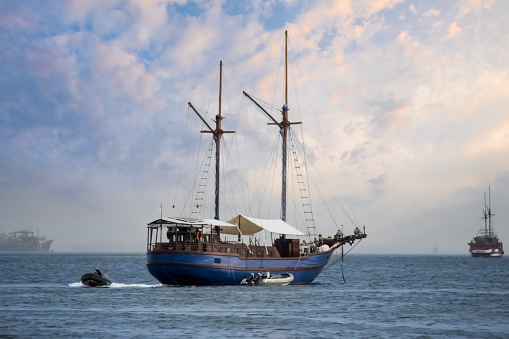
{"left": 68, "top": 282, "right": 83, "bottom": 287}
{"left": 109, "top": 283, "right": 161, "bottom": 288}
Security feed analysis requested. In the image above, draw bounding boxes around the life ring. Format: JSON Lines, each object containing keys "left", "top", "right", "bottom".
{"left": 196, "top": 230, "right": 203, "bottom": 242}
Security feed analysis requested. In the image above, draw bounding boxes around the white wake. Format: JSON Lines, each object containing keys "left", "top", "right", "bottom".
{"left": 69, "top": 282, "right": 161, "bottom": 288}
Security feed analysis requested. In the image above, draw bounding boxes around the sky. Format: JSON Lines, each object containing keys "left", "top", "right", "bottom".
{"left": 1, "top": 0, "right": 508, "bottom": 254}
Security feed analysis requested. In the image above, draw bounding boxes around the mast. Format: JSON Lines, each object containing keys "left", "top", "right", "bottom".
{"left": 188, "top": 60, "right": 235, "bottom": 220}
{"left": 281, "top": 30, "right": 289, "bottom": 222}
{"left": 215, "top": 60, "right": 223, "bottom": 220}
{"left": 484, "top": 192, "right": 488, "bottom": 234}
{"left": 488, "top": 186, "right": 493, "bottom": 237}
{"left": 482, "top": 186, "right": 495, "bottom": 237}
{"left": 285, "top": 30, "right": 288, "bottom": 106}
{"left": 243, "top": 31, "right": 301, "bottom": 223}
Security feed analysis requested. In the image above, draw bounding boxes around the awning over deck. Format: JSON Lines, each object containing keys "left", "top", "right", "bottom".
{"left": 147, "top": 217, "right": 236, "bottom": 228}
{"left": 147, "top": 215, "right": 305, "bottom": 237}
{"left": 224, "top": 215, "right": 306, "bottom": 236}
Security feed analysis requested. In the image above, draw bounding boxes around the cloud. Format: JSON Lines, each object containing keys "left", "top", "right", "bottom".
{"left": 464, "top": 119, "right": 509, "bottom": 156}
{"left": 459, "top": 0, "right": 495, "bottom": 16}
{"left": 91, "top": 40, "right": 161, "bottom": 101}
{"left": 444, "top": 22, "right": 462, "bottom": 40}
{"left": 367, "top": 173, "right": 388, "bottom": 200}
{"left": 354, "top": 0, "right": 405, "bottom": 17}
{"left": 386, "top": 104, "right": 412, "bottom": 131}
{"left": 409, "top": 4, "right": 417, "bottom": 15}
{"left": 423, "top": 7, "right": 440, "bottom": 17}
{"left": 396, "top": 31, "right": 432, "bottom": 61}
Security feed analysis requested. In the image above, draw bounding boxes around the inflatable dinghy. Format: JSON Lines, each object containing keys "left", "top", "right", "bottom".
{"left": 81, "top": 268, "right": 111, "bottom": 287}
{"left": 241, "top": 272, "right": 294, "bottom": 286}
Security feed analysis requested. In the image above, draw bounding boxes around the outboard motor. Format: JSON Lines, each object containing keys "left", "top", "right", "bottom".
{"left": 245, "top": 273, "right": 254, "bottom": 285}
{"left": 253, "top": 273, "right": 262, "bottom": 285}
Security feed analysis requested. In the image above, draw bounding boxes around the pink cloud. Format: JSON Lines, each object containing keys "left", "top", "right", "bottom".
{"left": 444, "top": 22, "right": 462, "bottom": 40}
{"left": 386, "top": 104, "right": 411, "bottom": 131}
{"left": 396, "top": 31, "right": 432, "bottom": 62}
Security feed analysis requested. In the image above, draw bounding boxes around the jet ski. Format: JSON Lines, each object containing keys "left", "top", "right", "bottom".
{"left": 81, "top": 268, "right": 111, "bottom": 287}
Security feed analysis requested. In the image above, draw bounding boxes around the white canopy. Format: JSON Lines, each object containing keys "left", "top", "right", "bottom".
{"left": 147, "top": 215, "right": 306, "bottom": 237}
{"left": 147, "top": 217, "right": 236, "bottom": 228}
{"left": 224, "top": 215, "right": 306, "bottom": 236}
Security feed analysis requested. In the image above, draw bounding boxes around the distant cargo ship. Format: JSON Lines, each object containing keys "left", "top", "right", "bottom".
{"left": 0, "top": 230, "right": 53, "bottom": 252}
{"left": 468, "top": 187, "right": 504, "bottom": 258}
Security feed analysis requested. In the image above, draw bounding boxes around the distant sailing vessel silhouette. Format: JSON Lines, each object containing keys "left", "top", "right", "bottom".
{"left": 468, "top": 187, "right": 504, "bottom": 258}
{"left": 0, "top": 229, "right": 53, "bottom": 252}
{"left": 145, "top": 31, "right": 367, "bottom": 285}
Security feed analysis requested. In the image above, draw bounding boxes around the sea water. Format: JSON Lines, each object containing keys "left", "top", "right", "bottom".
{"left": 0, "top": 253, "right": 507, "bottom": 338}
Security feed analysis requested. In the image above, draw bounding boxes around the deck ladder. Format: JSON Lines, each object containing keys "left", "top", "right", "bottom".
{"left": 191, "top": 142, "right": 214, "bottom": 218}
{"left": 290, "top": 136, "right": 317, "bottom": 238}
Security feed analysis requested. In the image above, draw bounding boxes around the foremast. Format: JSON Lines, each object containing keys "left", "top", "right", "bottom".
{"left": 188, "top": 61, "right": 235, "bottom": 220}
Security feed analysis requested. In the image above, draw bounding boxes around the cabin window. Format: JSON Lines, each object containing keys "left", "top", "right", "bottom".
{"left": 214, "top": 258, "right": 221, "bottom": 264}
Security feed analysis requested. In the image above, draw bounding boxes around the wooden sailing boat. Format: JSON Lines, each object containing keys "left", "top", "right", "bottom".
{"left": 468, "top": 186, "right": 504, "bottom": 257}
{"left": 145, "top": 32, "right": 367, "bottom": 285}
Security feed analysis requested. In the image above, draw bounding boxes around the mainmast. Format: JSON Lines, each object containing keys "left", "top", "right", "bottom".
{"left": 482, "top": 186, "right": 495, "bottom": 237}
{"left": 188, "top": 60, "right": 235, "bottom": 220}
{"left": 243, "top": 31, "right": 301, "bottom": 223}
{"left": 281, "top": 30, "right": 289, "bottom": 222}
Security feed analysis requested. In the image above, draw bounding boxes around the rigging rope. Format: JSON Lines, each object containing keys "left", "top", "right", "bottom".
{"left": 282, "top": 32, "right": 361, "bottom": 232}
{"left": 322, "top": 238, "right": 365, "bottom": 283}
{"left": 341, "top": 262, "right": 346, "bottom": 284}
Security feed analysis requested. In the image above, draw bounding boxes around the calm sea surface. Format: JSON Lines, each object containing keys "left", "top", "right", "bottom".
{"left": 0, "top": 253, "right": 507, "bottom": 338}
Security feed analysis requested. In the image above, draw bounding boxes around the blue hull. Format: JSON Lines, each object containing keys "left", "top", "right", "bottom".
{"left": 146, "top": 250, "right": 335, "bottom": 285}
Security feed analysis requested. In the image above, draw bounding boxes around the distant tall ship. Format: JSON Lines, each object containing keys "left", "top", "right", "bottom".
{"left": 0, "top": 230, "right": 53, "bottom": 252}
{"left": 468, "top": 187, "right": 504, "bottom": 258}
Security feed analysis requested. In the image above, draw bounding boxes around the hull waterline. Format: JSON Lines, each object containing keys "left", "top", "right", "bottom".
{"left": 146, "top": 250, "right": 333, "bottom": 285}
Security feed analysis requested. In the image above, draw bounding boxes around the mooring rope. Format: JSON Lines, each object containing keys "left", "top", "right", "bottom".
{"left": 322, "top": 238, "right": 364, "bottom": 283}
